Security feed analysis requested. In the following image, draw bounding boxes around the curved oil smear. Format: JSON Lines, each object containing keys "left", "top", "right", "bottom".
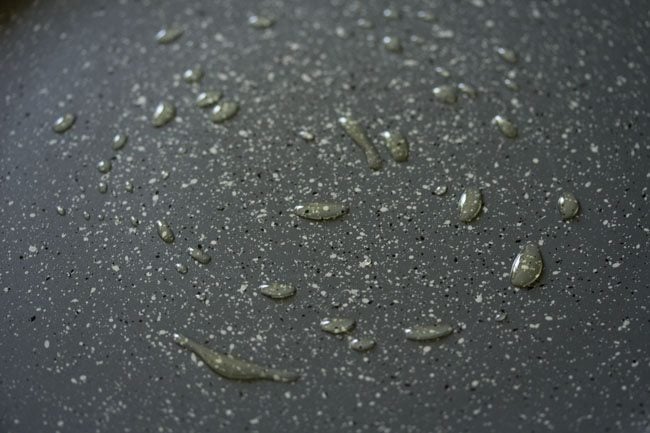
{"left": 338, "top": 116, "right": 383, "bottom": 170}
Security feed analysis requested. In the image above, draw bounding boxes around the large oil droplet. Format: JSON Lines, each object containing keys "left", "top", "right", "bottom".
{"left": 152, "top": 102, "right": 176, "bottom": 127}
{"left": 338, "top": 116, "right": 383, "bottom": 170}
{"left": 457, "top": 82, "right": 477, "bottom": 98}
{"left": 98, "top": 181, "right": 108, "bottom": 194}
{"left": 294, "top": 202, "right": 349, "bottom": 221}
{"left": 188, "top": 247, "right": 211, "bottom": 265}
{"left": 259, "top": 282, "right": 296, "bottom": 300}
{"left": 53, "top": 114, "right": 75, "bottom": 133}
{"left": 510, "top": 243, "right": 543, "bottom": 288}
{"left": 211, "top": 100, "right": 239, "bottom": 123}
{"left": 248, "top": 15, "right": 274, "bottom": 29}
{"left": 196, "top": 91, "right": 222, "bottom": 108}
{"left": 97, "top": 159, "right": 112, "bottom": 174}
{"left": 175, "top": 263, "right": 188, "bottom": 274}
{"left": 558, "top": 192, "right": 580, "bottom": 220}
{"left": 56, "top": 205, "right": 66, "bottom": 216}
{"left": 320, "top": 318, "right": 356, "bottom": 334}
{"left": 496, "top": 46, "right": 518, "bottom": 64}
{"left": 155, "top": 27, "right": 183, "bottom": 44}
{"left": 182, "top": 67, "right": 203, "bottom": 83}
{"left": 433, "top": 85, "right": 458, "bottom": 104}
{"left": 405, "top": 324, "right": 453, "bottom": 341}
{"left": 382, "top": 36, "right": 402, "bottom": 53}
{"left": 155, "top": 220, "right": 175, "bottom": 244}
{"left": 381, "top": 130, "right": 409, "bottom": 162}
{"left": 173, "top": 333, "right": 299, "bottom": 382}
{"left": 492, "top": 115, "right": 518, "bottom": 138}
{"left": 458, "top": 187, "right": 482, "bottom": 223}
{"left": 112, "top": 133, "right": 127, "bottom": 150}
{"left": 349, "top": 337, "right": 376, "bottom": 352}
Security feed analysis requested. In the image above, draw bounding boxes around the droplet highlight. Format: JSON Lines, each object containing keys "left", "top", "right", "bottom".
{"left": 492, "top": 115, "right": 518, "bottom": 138}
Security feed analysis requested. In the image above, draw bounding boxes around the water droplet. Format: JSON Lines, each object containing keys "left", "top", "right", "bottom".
{"left": 130, "top": 216, "right": 139, "bottom": 227}
{"left": 349, "top": 337, "right": 376, "bottom": 352}
{"left": 211, "top": 100, "right": 239, "bottom": 123}
{"left": 558, "top": 192, "right": 580, "bottom": 220}
{"left": 155, "top": 220, "right": 175, "bottom": 244}
{"left": 457, "top": 82, "right": 477, "bottom": 98}
{"left": 161, "top": 170, "right": 170, "bottom": 180}
{"left": 338, "top": 116, "right": 383, "bottom": 170}
{"left": 294, "top": 202, "right": 349, "bottom": 221}
{"left": 382, "top": 35, "right": 402, "bottom": 53}
{"left": 404, "top": 324, "right": 453, "bottom": 341}
{"left": 495, "top": 312, "right": 508, "bottom": 322}
{"left": 298, "top": 130, "right": 315, "bottom": 141}
{"left": 381, "top": 130, "right": 409, "bottom": 162}
{"left": 496, "top": 46, "right": 518, "bottom": 63}
{"left": 173, "top": 333, "right": 299, "bottom": 382}
{"left": 416, "top": 10, "right": 435, "bottom": 21}
{"left": 383, "top": 7, "right": 400, "bottom": 19}
{"left": 434, "top": 185, "right": 447, "bottom": 196}
{"left": 125, "top": 181, "right": 134, "bottom": 193}
{"left": 510, "top": 243, "right": 543, "bottom": 288}
{"left": 433, "top": 85, "right": 458, "bottom": 104}
{"left": 152, "top": 102, "right": 176, "bottom": 127}
{"left": 492, "top": 115, "right": 518, "bottom": 138}
{"left": 112, "top": 133, "right": 127, "bottom": 150}
{"left": 56, "top": 205, "right": 66, "bottom": 216}
{"left": 155, "top": 27, "right": 183, "bottom": 44}
{"left": 458, "top": 187, "right": 482, "bottom": 223}
{"left": 53, "top": 114, "right": 75, "bottom": 133}
{"left": 504, "top": 78, "right": 519, "bottom": 91}
{"left": 82, "top": 211, "right": 90, "bottom": 220}
{"left": 356, "top": 18, "right": 373, "bottom": 29}
{"left": 97, "top": 159, "right": 112, "bottom": 174}
{"left": 175, "top": 263, "right": 188, "bottom": 274}
{"left": 434, "top": 66, "right": 451, "bottom": 78}
{"left": 259, "top": 282, "right": 296, "bottom": 300}
{"left": 98, "top": 181, "right": 108, "bottom": 194}
{"left": 320, "top": 318, "right": 356, "bottom": 334}
{"left": 248, "top": 15, "right": 274, "bottom": 29}
{"left": 195, "top": 91, "right": 222, "bottom": 108}
{"left": 182, "top": 67, "right": 203, "bottom": 83}
{"left": 188, "top": 247, "right": 211, "bottom": 265}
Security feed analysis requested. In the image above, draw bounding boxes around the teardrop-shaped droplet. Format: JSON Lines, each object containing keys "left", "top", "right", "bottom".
{"left": 259, "top": 282, "right": 296, "bottom": 300}
{"left": 211, "top": 101, "right": 239, "bottom": 123}
{"left": 338, "top": 116, "right": 383, "bottom": 170}
{"left": 152, "top": 102, "right": 176, "bottom": 127}
{"left": 492, "top": 115, "right": 518, "bottom": 138}
{"left": 98, "top": 181, "right": 108, "bottom": 194}
{"left": 433, "top": 85, "right": 458, "bottom": 104}
{"left": 155, "top": 220, "right": 175, "bottom": 244}
{"left": 434, "top": 185, "right": 447, "bottom": 196}
{"left": 495, "top": 312, "right": 508, "bottom": 322}
{"left": 382, "top": 35, "right": 402, "bottom": 53}
{"left": 294, "top": 202, "right": 349, "bottom": 221}
{"left": 248, "top": 15, "right": 274, "bottom": 29}
{"left": 298, "top": 130, "right": 315, "bottom": 141}
{"left": 349, "top": 337, "right": 376, "bottom": 352}
{"left": 182, "top": 67, "right": 203, "bottom": 83}
{"left": 173, "top": 333, "right": 299, "bottom": 382}
{"left": 112, "top": 133, "right": 128, "bottom": 150}
{"left": 404, "top": 324, "right": 453, "bottom": 341}
{"left": 558, "top": 192, "right": 580, "bottom": 220}
{"left": 175, "top": 263, "right": 188, "bottom": 274}
{"left": 320, "top": 318, "right": 356, "bottom": 334}
{"left": 496, "top": 46, "right": 518, "bottom": 63}
{"left": 458, "top": 187, "right": 482, "bottom": 223}
{"left": 381, "top": 130, "right": 409, "bottom": 162}
{"left": 155, "top": 27, "right": 183, "bottom": 44}
{"left": 53, "top": 114, "right": 75, "bottom": 133}
{"left": 56, "top": 205, "right": 66, "bottom": 216}
{"left": 188, "top": 247, "right": 211, "bottom": 265}
{"left": 97, "top": 159, "right": 112, "bottom": 174}
{"left": 457, "top": 82, "right": 477, "bottom": 98}
{"left": 195, "top": 91, "right": 222, "bottom": 108}
{"left": 510, "top": 243, "right": 543, "bottom": 288}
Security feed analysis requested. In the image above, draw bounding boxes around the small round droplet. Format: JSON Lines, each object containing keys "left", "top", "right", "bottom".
{"left": 125, "top": 181, "right": 134, "bottom": 193}
{"left": 161, "top": 170, "right": 170, "bottom": 180}
{"left": 152, "top": 102, "right": 176, "bottom": 127}
{"left": 53, "top": 114, "right": 75, "bottom": 133}
{"left": 434, "top": 185, "right": 447, "bottom": 196}
{"left": 182, "top": 67, "right": 203, "bottom": 83}
{"left": 457, "top": 82, "right": 477, "bottom": 98}
{"left": 405, "top": 324, "right": 453, "bottom": 341}
{"left": 248, "top": 15, "right": 274, "bottom": 29}
{"left": 349, "top": 337, "right": 376, "bottom": 352}
{"left": 259, "top": 282, "right": 296, "bottom": 300}
{"left": 433, "top": 85, "right": 458, "bottom": 104}
{"left": 196, "top": 91, "right": 222, "bottom": 108}
{"left": 155, "top": 27, "right": 183, "bottom": 44}
{"left": 98, "top": 181, "right": 108, "bottom": 194}
{"left": 175, "top": 263, "right": 188, "bottom": 274}
{"left": 458, "top": 187, "right": 482, "bottom": 223}
{"left": 211, "top": 101, "right": 239, "bottom": 123}
{"left": 155, "top": 220, "right": 175, "bottom": 244}
{"left": 320, "top": 318, "right": 356, "bottom": 334}
{"left": 356, "top": 18, "right": 373, "bottom": 29}
{"left": 383, "top": 7, "right": 400, "bottom": 19}
{"left": 434, "top": 66, "right": 451, "bottom": 78}
{"left": 492, "top": 115, "right": 518, "bottom": 138}
{"left": 504, "top": 78, "right": 519, "bottom": 91}
{"left": 97, "top": 159, "right": 112, "bottom": 174}
{"left": 82, "top": 211, "right": 90, "bottom": 220}
{"left": 112, "top": 133, "right": 128, "bottom": 150}
{"left": 496, "top": 46, "right": 518, "bottom": 63}
{"left": 188, "top": 247, "right": 211, "bottom": 265}
{"left": 382, "top": 36, "right": 402, "bottom": 53}
{"left": 558, "top": 192, "right": 580, "bottom": 220}
{"left": 56, "top": 205, "right": 66, "bottom": 216}
{"left": 510, "top": 243, "right": 543, "bottom": 288}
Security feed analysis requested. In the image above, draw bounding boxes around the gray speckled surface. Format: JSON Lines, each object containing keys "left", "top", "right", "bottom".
{"left": 1, "top": 0, "right": 649, "bottom": 432}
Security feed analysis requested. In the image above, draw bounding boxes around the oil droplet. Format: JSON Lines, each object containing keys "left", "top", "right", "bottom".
{"left": 404, "top": 324, "right": 453, "bottom": 341}
{"left": 382, "top": 36, "right": 402, "bottom": 53}
{"left": 97, "top": 159, "right": 112, "bottom": 174}
{"left": 434, "top": 185, "right": 447, "bottom": 196}
{"left": 298, "top": 130, "right": 315, "bottom": 141}
{"left": 320, "top": 318, "right": 356, "bottom": 334}
{"left": 433, "top": 85, "right": 458, "bottom": 104}
{"left": 211, "top": 100, "right": 239, "bottom": 123}
{"left": 338, "top": 116, "right": 383, "bottom": 170}
{"left": 349, "top": 337, "right": 376, "bottom": 352}
{"left": 125, "top": 181, "right": 134, "bottom": 193}
{"left": 161, "top": 170, "right": 170, "bottom": 180}
{"left": 53, "top": 114, "right": 75, "bottom": 133}
{"left": 155, "top": 220, "right": 175, "bottom": 244}
{"left": 182, "top": 67, "right": 203, "bottom": 83}
{"left": 196, "top": 91, "right": 222, "bottom": 108}
{"left": 82, "top": 211, "right": 90, "bottom": 220}
{"left": 383, "top": 7, "right": 400, "bottom": 19}
{"left": 175, "top": 263, "right": 188, "bottom": 274}
{"left": 492, "top": 115, "right": 518, "bottom": 138}
{"left": 504, "top": 78, "right": 519, "bottom": 91}
{"left": 112, "top": 133, "right": 127, "bottom": 150}
{"left": 496, "top": 46, "right": 518, "bottom": 63}
{"left": 434, "top": 66, "right": 451, "bottom": 78}
{"left": 356, "top": 18, "right": 373, "bottom": 29}
{"left": 248, "top": 15, "right": 274, "bottom": 29}
{"left": 130, "top": 216, "right": 139, "bottom": 227}
{"left": 558, "top": 192, "right": 580, "bottom": 220}
{"left": 259, "top": 282, "right": 296, "bottom": 300}
{"left": 416, "top": 10, "right": 435, "bottom": 21}
{"left": 458, "top": 187, "right": 482, "bottom": 223}
{"left": 152, "top": 102, "right": 176, "bottom": 127}
{"left": 381, "top": 130, "right": 409, "bottom": 162}
{"left": 155, "top": 27, "right": 183, "bottom": 44}
{"left": 56, "top": 205, "right": 66, "bottom": 216}
{"left": 457, "top": 82, "right": 477, "bottom": 98}
{"left": 98, "top": 181, "right": 108, "bottom": 194}
{"left": 173, "top": 333, "right": 299, "bottom": 382}
{"left": 510, "top": 243, "right": 543, "bottom": 288}
{"left": 188, "top": 247, "right": 211, "bottom": 265}
{"left": 495, "top": 312, "right": 507, "bottom": 322}
{"left": 294, "top": 202, "right": 349, "bottom": 221}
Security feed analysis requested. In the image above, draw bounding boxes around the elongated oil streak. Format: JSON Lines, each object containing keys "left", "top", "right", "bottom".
{"left": 338, "top": 117, "right": 383, "bottom": 170}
